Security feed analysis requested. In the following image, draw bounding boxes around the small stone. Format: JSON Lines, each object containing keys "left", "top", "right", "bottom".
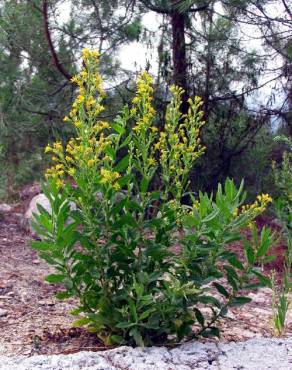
{"left": 223, "top": 310, "right": 236, "bottom": 319}
{"left": 33, "top": 259, "right": 40, "bottom": 264}
{"left": 0, "top": 204, "right": 12, "bottom": 213}
{"left": 0, "top": 308, "right": 8, "bottom": 317}
{"left": 38, "top": 300, "right": 54, "bottom": 306}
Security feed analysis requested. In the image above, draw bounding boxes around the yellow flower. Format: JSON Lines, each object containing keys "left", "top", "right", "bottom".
{"left": 257, "top": 194, "right": 272, "bottom": 204}
{"left": 101, "top": 121, "right": 110, "bottom": 129}
{"left": 113, "top": 182, "right": 121, "bottom": 191}
{"left": 66, "top": 156, "right": 74, "bottom": 163}
{"left": 63, "top": 116, "right": 70, "bottom": 122}
{"left": 74, "top": 120, "right": 82, "bottom": 128}
{"left": 71, "top": 75, "right": 78, "bottom": 84}
{"left": 56, "top": 179, "right": 64, "bottom": 188}
{"left": 45, "top": 144, "right": 51, "bottom": 153}
{"left": 80, "top": 70, "right": 88, "bottom": 79}
{"left": 100, "top": 168, "right": 120, "bottom": 184}
{"left": 76, "top": 95, "right": 85, "bottom": 104}
{"left": 68, "top": 168, "right": 76, "bottom": 176}
{"left": 87, "top": 159, "right": 95, "bottom": 167}
{"left": 91, "top": 50, "right": 100, "bottom": 58}
{"left": 148, "top": 157, "right": 156, "bottom": 166}
{"left": 53, "top": 142, "right": 63, "bottom": 152}
{"left": 82, "top": 48, "right": 90, "bottom": 59}
{"left": 192, "top": 201, "right": 200, "bottom": 210}
{"left": 86, "top": 96, "right": 95, "bottom": 109}
{"left": 130, "top": 107, "right": 137, "bottom": 116}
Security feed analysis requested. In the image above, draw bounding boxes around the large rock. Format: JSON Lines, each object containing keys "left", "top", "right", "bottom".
{"left": 24, "top": 194, "right": 52, "bottom": 221}
{"left": 23, "top": 194, "right": 76, "bottom": 234}
{"left": 0, "top": 338, "right": 291, "bottom": 369}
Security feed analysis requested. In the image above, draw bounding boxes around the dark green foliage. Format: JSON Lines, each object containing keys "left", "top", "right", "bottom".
{"left": 32, "top": 178, "right": 273, "bottom": 346}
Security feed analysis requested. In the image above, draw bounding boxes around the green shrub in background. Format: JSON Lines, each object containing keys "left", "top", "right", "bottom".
{"left": 32, "top": 50, "right": 274, "bottom": 346}
{"left": 271, "top": 135, "right": 292, "bottom": 336}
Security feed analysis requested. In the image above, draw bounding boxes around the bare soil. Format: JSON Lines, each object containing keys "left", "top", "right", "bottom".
{"left": 0, "top": 205, "right": 291, "bottom": 357}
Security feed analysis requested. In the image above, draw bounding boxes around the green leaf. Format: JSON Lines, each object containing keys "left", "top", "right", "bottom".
{"left": 150, "top": 191, "right": 161, "bottom": 200}
{"left": 229, "top": 296, "right": 252, "bottom": 306}
{"left": 198, "top": 295, "right": 221, "bottom": 308}
{"left": 202, "top": 208, "right": 220, "bottom": 223}
{"left": 228, "top": 256, "right": 245, "bottom": 270}
{"left": 113, "top": 214, "right": 138, "bottom": 228}
{"left": 110, "top": 197, "right": 128, "bottom": 215}
{"left": 194, "top": 308, "right": 205, "bottom": 326}
{"left": 130, "top": 328, "right": 144, "bottom": 347}
{"left": 213, "top": 282, "right": 230, "bottom": 298}
{"left": 120, "top": 133, "right": 132, "bottom": 148}
{"left": 202, "top": 327, "right": 220, "bottom": 338}
{"left": 55, "top": 291, "right": 72, "bottom": 300}
{"left": 244, "top": 240, "right": 255, "bottom": 265}
{"left": 31, "top": 240, "right": 57, "bottom": 251}
{"left": 116, "top": 322, "right": 136, "bottom": 329}
{"left": 128, "top": 298, "right": 138, "bottom": 322}
{"left": 252, "top": 270, "right": 272, "bottom": 288}
{"left": 114, "top": 154, "right": 129, "bottom": 172}
{"left": 140, "top": 177, "right": 149, "bottom": 193}
{"left": 256, "top": 227, "right": 272, "bottom": 257}
{"left": 118, "top": 174, "right": 132, "bottom": 187}
{"left": 182, "top": 214, "right": 199, "bottom": 228}
{"left": 105, "top": 145, "right": 116, "bottom": 160}
{"left": 45, "top": 274, "right": 66, "bottom": 284}
{"left": 72, "top": 317, "right": 91, "bottom": 327}
{"left": 111, "top": 122, "right": 126, "bottom": 135}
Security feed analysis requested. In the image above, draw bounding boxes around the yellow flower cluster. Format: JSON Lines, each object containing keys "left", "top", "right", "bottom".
{"left": 128, "top": 71, "right": 158, "bottom": 181}
{"left": 158, "top": 86, "right": 206, "bottom": 198}
{"left": 44, "top": 49, "right": 116, "bottom": 189}
{"left": 100, "top": 168, "right": 120, "bottom": 190}
{"left": 241, "top": 193, "right": 272, "bottom": 216}
{"left": 131, "top": 72, "right": 156, "bottom": 133}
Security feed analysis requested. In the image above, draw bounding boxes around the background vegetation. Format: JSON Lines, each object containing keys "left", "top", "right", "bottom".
{"left": 0, "top": 0, "right": 291, "bottom": 199}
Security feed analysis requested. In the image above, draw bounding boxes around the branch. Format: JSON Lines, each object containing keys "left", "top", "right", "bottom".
{"left": 139, "top": 0, "right": 171, "bottom": 14}
{"left": 22, "top": 106, "right": 62, "bottom": 119}
{"left": 42, "top": 0, "right": 73, "bottom": 81}
{"left": 210, "top": 73, "right": 284, "bottom": 103}
{"left": 282, "top": 0, "right": 292, "bottom": 17}
{"left": 189, "top": 3, "right": 211, "bottom": 13}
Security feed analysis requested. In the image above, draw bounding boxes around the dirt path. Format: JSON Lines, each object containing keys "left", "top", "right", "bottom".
{"left": 0, "top": 210, "right": 101, "bottom": 356}
{"left": 0, "top": 207, "right": 291, "bottom": 357}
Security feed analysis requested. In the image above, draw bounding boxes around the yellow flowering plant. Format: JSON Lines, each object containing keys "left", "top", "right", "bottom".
{"left": 32, "top": 49, "right": 274, "bottom": 346}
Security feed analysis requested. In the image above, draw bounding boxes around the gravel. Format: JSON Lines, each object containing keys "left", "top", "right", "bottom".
{"left": 0, "top": 338, "right": 291, "bottom": 370}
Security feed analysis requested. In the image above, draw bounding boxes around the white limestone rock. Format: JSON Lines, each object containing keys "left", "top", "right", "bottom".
{"left": 0, "top": 338, "right": 291, "bottom": 370}
{"left": 0, "top": 204, "right": 12, "bottom": 213}
{"left": 23, "top": 193, "right": 76, "bottom": 233}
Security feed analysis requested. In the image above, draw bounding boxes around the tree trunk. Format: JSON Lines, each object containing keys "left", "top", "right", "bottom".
{"left": 170, "top": 8, "right": 188, "bottom": 114}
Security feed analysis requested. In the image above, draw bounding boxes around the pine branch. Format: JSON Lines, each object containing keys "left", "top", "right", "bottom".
{"left": 42, "top": 0, "right": 73, "bottom": 81}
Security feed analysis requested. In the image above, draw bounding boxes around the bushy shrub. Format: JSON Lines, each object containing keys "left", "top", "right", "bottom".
{"left": 32, "top": 50, "right": 273, "bottom": 346}
{"left": 271, "top": 135, "right": 291, "bottom": 336}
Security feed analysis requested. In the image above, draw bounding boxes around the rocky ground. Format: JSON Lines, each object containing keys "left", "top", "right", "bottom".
{"left": 0, "top": 338, "right": 291, "bottom": 369}
{"left": 0, "top": 196, "right": 291, "bottom": 368}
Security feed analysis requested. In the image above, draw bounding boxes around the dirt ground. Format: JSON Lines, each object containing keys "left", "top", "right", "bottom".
{"left": 0, "top": 205, "right": 291, "bottom": 357}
